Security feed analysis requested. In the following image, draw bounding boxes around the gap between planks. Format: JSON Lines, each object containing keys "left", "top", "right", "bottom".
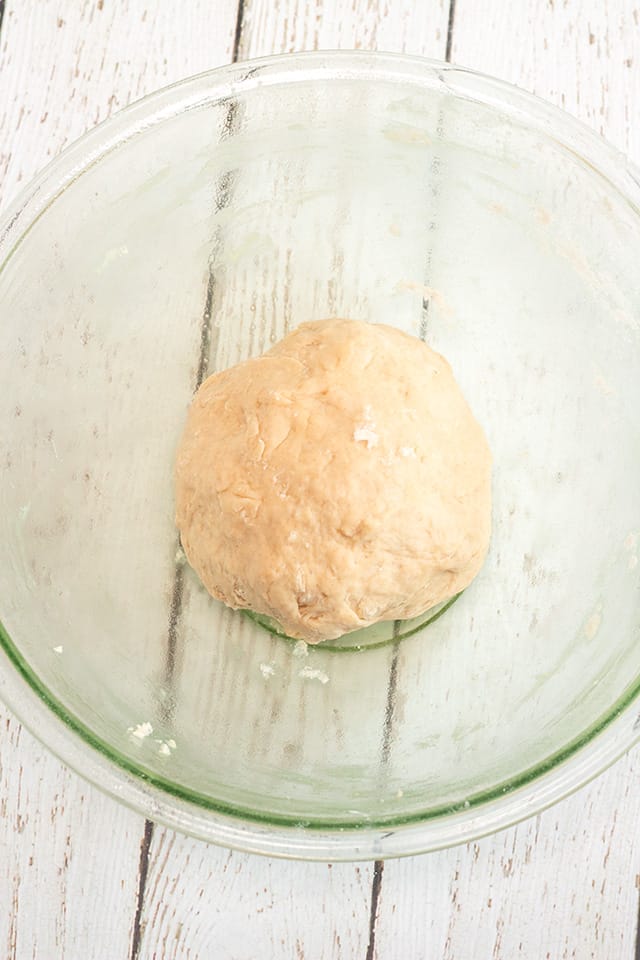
{"left": 367, "top": 8, "right": 456, "bottom": 951}
{"left": 127, "top": 4, "right": 246, "bottom": 954}
{"left": 128, "top": 1, "right": 458, "bottom": 953}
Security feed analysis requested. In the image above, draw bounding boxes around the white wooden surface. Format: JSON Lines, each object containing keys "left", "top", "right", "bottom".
{"left": 1, "top": 1, "right": 639, "bottom": 957}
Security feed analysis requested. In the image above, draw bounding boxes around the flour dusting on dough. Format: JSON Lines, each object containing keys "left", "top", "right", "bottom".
{"left": 354, "top": 404, "right": 379, "bottom": 448}
{"left": 353, "top": 425, "right": 379, "bottom": 448}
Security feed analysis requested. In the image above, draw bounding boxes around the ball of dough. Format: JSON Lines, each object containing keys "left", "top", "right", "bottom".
{"left": 175, "top": 318, "right": 491, "bottom": 643}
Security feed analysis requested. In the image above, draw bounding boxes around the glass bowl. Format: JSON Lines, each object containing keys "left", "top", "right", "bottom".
{"left": 1, "top": 52, "right": 639, "bottom": 861}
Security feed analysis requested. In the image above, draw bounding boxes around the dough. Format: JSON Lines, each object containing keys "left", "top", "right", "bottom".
{"left": 175, "top": 319, "right": 491, "bottom": 643}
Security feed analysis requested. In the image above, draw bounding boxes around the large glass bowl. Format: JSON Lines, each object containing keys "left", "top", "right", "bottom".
{"left": 1, "top": 52, "right": 639, "bottom": 861}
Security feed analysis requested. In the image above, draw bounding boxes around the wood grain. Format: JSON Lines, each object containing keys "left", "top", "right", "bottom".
{"left": 374, "top": 3, "right": 640, "bottom": 958}
{"left": 1, "top": 2, "right": 640, "bottom": 959}
{"left": 450, "top": 0, "right": 640, "bottom": 164}
{"left": 0, "top": 0, "right": 240, "bottom": 210}
{"left": 0, "top": 3, "right": 239, "bottom": 958}
{"left": 374, "top": 749, "right": 640, "bottom": 959}
{"left": 236, "top": 0, "right": 450, "bottom": 60}
{"left": 134, "top": 2, "right": 454, "bottom": 957}
{"left": 137, "top": 832, "right": 375, "bottom": 959}
{"left": 0, "top": 711, "right": 145, "bottom": 959}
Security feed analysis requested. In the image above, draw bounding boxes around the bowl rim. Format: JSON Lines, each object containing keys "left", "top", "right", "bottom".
{"left": 1, "top": 49, "right": 640, "bottom": 861}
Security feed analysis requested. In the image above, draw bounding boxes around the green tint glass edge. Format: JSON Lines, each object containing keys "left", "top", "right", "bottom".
{"left": 2, "top": 53, "right": 640, "bottom": 837}
{"left": 244, "top": 592, "right": 461, "bottom": 651}
{"left": 2, "top": 616, "right": 639, "bottom": 832}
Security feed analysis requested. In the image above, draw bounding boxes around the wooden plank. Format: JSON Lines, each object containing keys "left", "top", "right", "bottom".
{"left": 0, "top": 708, "right": 146, "bottom": 959}
{"left": 0, "top": 0, "right": 240, "bottom": 210}
{"left": 449, "top": 0, "right": 640, "bottom": 164}
{"left": 0, "top": 2, "right": 240, "bottom": 958}
{"left": 373, "top": 749, "right": 640, "bottom": 959}
{"left": 375, "top": 2, "right": 640, "bottom": 958}
{"left": 3, "top": 2, "right": 637, "bottom": 958}
{"left": 237, "top": 0, "right": 449, "bottom": 60}
{"left": 135, "top": 830, "right": 375, "bottom": 959}
{"left": 135, "top": 1, "right": 453, "bottom": 956}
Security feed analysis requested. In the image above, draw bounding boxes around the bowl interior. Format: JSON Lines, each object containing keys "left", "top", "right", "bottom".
{"left": 1, "top": 59, "right": 640, "bottom": 836}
